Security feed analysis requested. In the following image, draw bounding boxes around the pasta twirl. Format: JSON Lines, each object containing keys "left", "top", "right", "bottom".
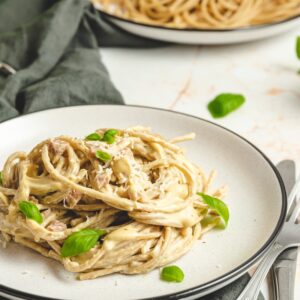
{"left": 93, "top": 0, "right": 300, "bottom": 29}
{"left": 0, "top": 127, "right": 227, "bottom": 280}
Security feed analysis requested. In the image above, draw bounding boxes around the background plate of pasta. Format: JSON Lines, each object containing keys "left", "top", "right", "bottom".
{"left": 92, "top": 0, "right": 300, "bottom": 44}
{"left": 0, "top": 105, "right": 286, "bottom": 300}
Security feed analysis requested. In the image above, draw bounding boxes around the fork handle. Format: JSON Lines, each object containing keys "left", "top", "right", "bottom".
{"left": 237, "top": 242, "right": 285, "bottom": 300}
{"left": 271, "top": 247, "right": 297, "bottom": 300}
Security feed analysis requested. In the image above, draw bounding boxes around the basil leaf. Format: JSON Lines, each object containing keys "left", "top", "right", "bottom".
{"left": 95, "top": 150, "right": 111, "bottom": 162}
{"left": 197, "top": 192, "right": 229, "bottom": 226}
{"left": 0, "top": 171, "right": 2, "bottom": 185}
{"left": 86, "top": 133, "right": 102, "bottom": 141}
{"left": 161, "top": 265, "right": 184, "bottom": 283}
{"left": 102, "top": 133, "right": 115, "bottom": 144}
{"left": 296, "top": 36, "right": 300, "bottom": 59}
{"left": 102, "top": 129, "right": 119, "bottom": 144}
{"left": 105, "top": 129, "right": 118, "bottom": 137}
{"left": 208, "top": 93, "right": 245, "bottom": 118}
{"left": 61, "top": 229, "right": 107, "bottom": 258}
{"left": 19, "top": 201, "right": 43, "bottom": 224}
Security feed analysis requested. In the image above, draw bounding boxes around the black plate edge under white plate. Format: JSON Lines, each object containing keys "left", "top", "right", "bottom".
{"left": 98, "top": 10, "right": 300, "bottom": 33}
{"left": 0, "top": 105, "right": 287, "bottom": 300}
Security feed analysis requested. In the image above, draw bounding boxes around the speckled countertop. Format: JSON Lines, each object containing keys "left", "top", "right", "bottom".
{"left": 101, "top": 27, "right": 300, "bottom": 299}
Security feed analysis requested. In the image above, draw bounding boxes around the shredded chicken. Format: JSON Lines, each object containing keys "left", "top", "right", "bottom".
{"left": 47, "top": 220, "right": 67, "bottom": 232}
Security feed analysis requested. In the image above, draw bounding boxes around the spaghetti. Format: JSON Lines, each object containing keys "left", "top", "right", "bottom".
{"left": 93, "top": 0, "right": 300, "bottom": 29}
{"left": 0, "top": 127, "right": 227, "bottom": 280}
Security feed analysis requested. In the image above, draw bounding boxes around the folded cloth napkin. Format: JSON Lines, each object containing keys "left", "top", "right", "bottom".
{"left": 0, "top": 1, "right": 263, "bottom": 299}
{"left": 0, "top": 0, "right": 165, "bottom": 121}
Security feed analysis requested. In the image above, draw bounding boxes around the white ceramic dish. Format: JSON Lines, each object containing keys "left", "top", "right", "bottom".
{"left": 0, "top": 105, "right": 286, "bottom": 300}
{"left": 99, "top": 10, "right": 300, "bottom": 45}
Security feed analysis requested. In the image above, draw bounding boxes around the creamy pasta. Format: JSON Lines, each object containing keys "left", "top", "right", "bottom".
{"left": 0, "top": 127, "right": 227, "bottom": 280}
{"left": 93, "top": 0, "right": 300, "bottom": 29}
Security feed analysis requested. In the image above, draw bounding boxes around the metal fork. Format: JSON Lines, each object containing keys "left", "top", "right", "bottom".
{"left": 271, "top": 160, "right": 297, "bottom": 300}
{"left": 237, "top": 175, "right": 300, "bottom": 300}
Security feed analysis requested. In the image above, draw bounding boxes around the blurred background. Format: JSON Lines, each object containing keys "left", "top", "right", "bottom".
{"left": 102, "top": 31, "right": 300, "bottom": 164}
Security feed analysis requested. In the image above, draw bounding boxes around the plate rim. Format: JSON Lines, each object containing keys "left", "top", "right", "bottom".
{"left": 98, "top": 9, "right": 300, "bottom": 33}
{"left": 0, "top": 104, "right": 287, "bottom": 300}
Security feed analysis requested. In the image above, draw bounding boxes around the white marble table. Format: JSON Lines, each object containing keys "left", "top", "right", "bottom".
{"left": 101, "top": 27, "right": 300, "bottom": 299}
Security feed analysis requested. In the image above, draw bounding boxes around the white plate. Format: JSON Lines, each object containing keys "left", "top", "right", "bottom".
{"left": 0, "top": 105, "right": 286, "bottom": 300}
{"left": 100, "top": 11, "right": 300, "bottom": 45}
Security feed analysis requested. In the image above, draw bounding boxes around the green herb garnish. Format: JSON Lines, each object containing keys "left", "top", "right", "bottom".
{"left": 86, "top": 133, "right": 102, "bottom": 141}
{"left": 208, "top": 93, "right": 245, "bottom": 118}
{"left": 102, "top": 134, "right": 115, "bottom": 144}
{"left": 104, "top": 129, "right": 118, "bottom": 136}
{"left": 19, "top": 201, "right": 43, "bottom": 224}
{"left": 102, "top": 129, "right": 119, "bottom": 144}
{"left": 61, "top": 229, "right": 107, "bottom": 258}
{"left": 197, "top": 192, "right": 229, "bottom": 227}
{"left": 296, "top": 36, "right": 300, "bottom": 59}
{"left": 95, "top": 150, "right": 112, "bottom": 162}
{"left": 161, "top": 265, "right": 184, "bottom": 283}
{"left": 86, "top": 129, "right": 119, "bottom": 144}
{"left": 0, "top": 171, "right": 2, "bottom": 185}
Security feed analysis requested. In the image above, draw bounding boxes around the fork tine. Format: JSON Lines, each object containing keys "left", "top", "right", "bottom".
{"left": 289, "top": 197, "right": 300, "bottom": 223}
{"left": 286, "top": 174, "right": 300, "bottom": 219}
